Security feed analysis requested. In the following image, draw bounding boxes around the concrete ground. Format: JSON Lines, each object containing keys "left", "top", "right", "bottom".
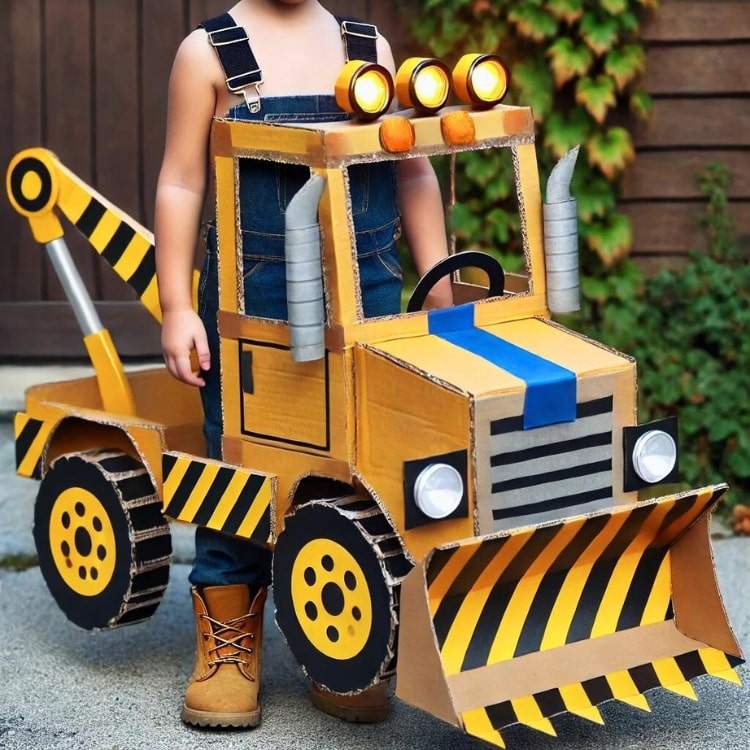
{"left": 0, "top": 367, "right": 748, "bottom": 750}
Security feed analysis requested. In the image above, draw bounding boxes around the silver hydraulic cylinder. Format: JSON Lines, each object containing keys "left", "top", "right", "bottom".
{"left": 285, "top": 174, "right": 327, "bottom": 363}
{"left": 543, "top": 146, "right": 581, "bottom": 314}
{"left": 45, "top": 237, "right": 104, "bottom": 336}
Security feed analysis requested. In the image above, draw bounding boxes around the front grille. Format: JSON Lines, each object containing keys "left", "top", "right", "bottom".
{"left": 487, "top": 395, "right": 614, "bottom": 530}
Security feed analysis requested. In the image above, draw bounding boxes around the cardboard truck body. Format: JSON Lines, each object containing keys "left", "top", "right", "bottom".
{"left": 6, "top": 101, "right": 743, "bottom": 747}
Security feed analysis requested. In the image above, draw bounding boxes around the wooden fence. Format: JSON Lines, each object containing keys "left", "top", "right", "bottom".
{"left": 0, "top": 0, "right": 747, "bottom": 358}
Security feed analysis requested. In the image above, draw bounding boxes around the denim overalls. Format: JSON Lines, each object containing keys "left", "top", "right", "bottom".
{"left": 190, "top": 15, "right": 403, "bottom": 588}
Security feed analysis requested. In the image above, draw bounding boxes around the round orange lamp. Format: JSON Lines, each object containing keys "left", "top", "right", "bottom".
{"left": 395, "top": 58, "right": 451, "bottom": 115}
{"left": 335, "top": 61, "right": 394, "bottom": 121}
{"left": 453, "top": 53, "right": 509, "bottom": 108}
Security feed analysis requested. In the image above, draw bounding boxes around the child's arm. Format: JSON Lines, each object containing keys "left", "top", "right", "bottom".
{"left": 379, "top": 38, "right": 453, "bottom": 310}
{"left": 155, "top": 32, "right": 217, "bottom": 387}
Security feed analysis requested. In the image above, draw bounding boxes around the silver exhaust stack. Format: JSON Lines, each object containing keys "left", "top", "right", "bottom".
{"left": 543, "top": 146, "right": 581, "bottom": 314}
{"left": 285, "top": 174, "right": 327, "bottom": 362}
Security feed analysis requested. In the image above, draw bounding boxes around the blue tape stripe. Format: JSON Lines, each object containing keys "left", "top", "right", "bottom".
{"left": 428, "top": 305, "right": 577, "bottom": 430}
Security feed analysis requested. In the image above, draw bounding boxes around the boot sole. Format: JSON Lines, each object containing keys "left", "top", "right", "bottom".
{"left": 308, "top": 689, "right": 390, "bottom": 724}
{"left": 181, "top": 704, "right": 261, "bottom": 729}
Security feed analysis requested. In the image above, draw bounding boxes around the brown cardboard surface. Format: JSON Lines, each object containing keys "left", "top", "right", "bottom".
{"left": 215, "top": 155, "right": 241, "bottom": 317}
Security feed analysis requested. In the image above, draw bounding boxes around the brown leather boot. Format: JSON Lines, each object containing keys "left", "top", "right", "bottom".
{"left": 309, "top": 680, "right": 391, "bottom": 723}
{"left": 181, "top": 584, "right": 266, "bottom": 729}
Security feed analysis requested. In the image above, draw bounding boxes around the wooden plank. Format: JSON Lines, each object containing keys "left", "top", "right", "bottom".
{"left": 95, "top": 0, "right": 141, "bottom": 302}
{"left": 633, "top": 256, "right": 691, "bottom": 276}
{"left": 44, "top": 0, "right": 96, "bottom": 300}
{"left": 622, "top": 150, "right": 750, "bottom": 200}
{"left": 1, "top": 0, "right": 44, "bottom": 303}
{"left": 644, "top": 44, "right": 750, "bottom": 95}
{"left": 140, "top": 0, "right": 186, "bottom": 230}
{"left": 0, "top": 303, "right": 162, "bottom": 359}
{"left": 641, "top": 2, "right": 750, "bottom": 42}
{"left": 622, "top": 201, "right": 750, "bottom": 254}
{"left": 367, "top": 0, "right": 421, "bottom": 60}
{"left": 188, "top": 0, "right": 232, "bottom": 29}
{"left": 633, "top": 98, "right": 750, "bottom": 148}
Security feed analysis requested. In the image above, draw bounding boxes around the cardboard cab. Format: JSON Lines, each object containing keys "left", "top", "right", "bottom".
{"left": 7, "top": 94, "right": 743, "bottom": 747}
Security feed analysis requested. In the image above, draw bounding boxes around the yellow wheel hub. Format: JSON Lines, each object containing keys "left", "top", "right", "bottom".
{"left": 48, "top": 487, "right": 117, "bottom": 597}
{"left": 291, "top": 539, "right": 373, "bottom": 661}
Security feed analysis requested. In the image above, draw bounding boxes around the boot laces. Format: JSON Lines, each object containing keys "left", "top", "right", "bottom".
{"left": 202, "top": 612, "right": 257, "bottom": 672}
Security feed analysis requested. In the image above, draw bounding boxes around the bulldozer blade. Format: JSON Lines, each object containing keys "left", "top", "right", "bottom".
{"left": 396, "top": 485, "right": 743, "bottom": 748}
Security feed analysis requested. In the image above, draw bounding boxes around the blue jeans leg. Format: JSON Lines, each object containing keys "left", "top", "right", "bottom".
{"left": 189, "top": 246, "right": 273, "bottom": 589}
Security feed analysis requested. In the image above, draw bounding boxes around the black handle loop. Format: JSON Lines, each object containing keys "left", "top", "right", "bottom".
{"left": 406, "top": 250, "right": 505, "bottom": 313}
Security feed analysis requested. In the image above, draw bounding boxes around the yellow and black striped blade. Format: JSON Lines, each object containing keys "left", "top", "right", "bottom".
{"left": 162, "top": 452, "right": 275, "bottom": 544}
{"left": 423, "top": 485, "right": 743, "bottom": 743}
{"left": 15, "top": 412, "right": 55, "bottom": 479}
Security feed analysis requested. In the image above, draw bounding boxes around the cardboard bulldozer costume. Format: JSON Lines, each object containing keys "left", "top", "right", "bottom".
{"left": 5, "top": 49, "right": 743, "bottom": 747}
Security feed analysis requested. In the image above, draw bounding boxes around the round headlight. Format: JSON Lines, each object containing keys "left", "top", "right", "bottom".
{"left": 632, "top": 430, "right": 677, "bottom": 484}
{"left": 335, "top": 60, "right": 394, "bottom": 121}
{"left": 414, "top": 463, "right": 464, "bottom": 520}
{"left": 453, "top": 53, "right": 509, "bottom": 108}
{"left": 396, "top": 58, "right": 451, "bottom": 115}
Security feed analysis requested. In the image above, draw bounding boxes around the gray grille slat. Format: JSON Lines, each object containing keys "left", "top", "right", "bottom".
{"left": 491, "top": 470, "right": 614, "bottom": 509}
{"left": 491, "top": 443, "right": 613, "bottom": 483}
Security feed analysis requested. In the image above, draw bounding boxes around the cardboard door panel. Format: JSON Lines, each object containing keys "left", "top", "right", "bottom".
{"left": 239, "top": 340, "right": 330, "bottom": 451}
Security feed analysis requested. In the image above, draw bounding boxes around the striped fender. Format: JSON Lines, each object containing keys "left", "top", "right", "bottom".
{"left": 161, "top": 452, "right": 275, "bottom": 544}
{"left": 15, "top": 412, "right": 56, "bottom": 479}
{"left": 462, "top": 647, "right": 743, "bottom": 747}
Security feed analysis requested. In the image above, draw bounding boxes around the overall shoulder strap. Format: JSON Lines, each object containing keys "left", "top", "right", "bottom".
{"left": 336, "top": 16, "right": 379, "bottom": 63}
{"left": 199, "top": 13, "right": 263, "bottom": 112}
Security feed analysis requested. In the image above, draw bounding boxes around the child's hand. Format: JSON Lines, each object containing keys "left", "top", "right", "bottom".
{"left": 161, "top": 309, "right": 211, "bottom": 387}
{"left": 424, "top": 277, "right": 454, "bottom": 310}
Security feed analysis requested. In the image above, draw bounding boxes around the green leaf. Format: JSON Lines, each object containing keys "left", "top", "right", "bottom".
{"left": 546, "top": 0, "right": 584, "bottom": 24}
{"left": 575, "top": 75, "right": 617, "bottom": 123}
{"left": 512, "top": 58, "right": 555, "bottom": 121}
{"left": 629, "top": 89, "right": 653, "bottom": 120}
{"left": 586, "top": 212, "right": 633, "bottom": 267}
{"left": 544, "top": 109, "right": 593, "bottom": 158}
{"left": 605, "top": 44, "right": 646, "bottom": 90}
{"left": 547, "top": 37, "right": 594, "bottom": 87}
{"left": 574, "top": 173, "right": 617, "bottom": 222}
{"left": 587, "top": 127, "right": 635, "bottom": 178}
{"left": 580, "top": 12, "right": 620, "bottom": 56}
{"left": 600, "top": 0, "right": 628, "bottom": 14}
{"left": 508, "top": 4, "right": 558, "bottom": 41}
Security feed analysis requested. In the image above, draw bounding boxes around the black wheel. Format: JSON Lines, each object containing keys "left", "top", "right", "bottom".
{"left": 273, "top": 498, "right": 412, "bottom": 694}
{"left": 33, "top": 450, "right": 172, "bottom": 630}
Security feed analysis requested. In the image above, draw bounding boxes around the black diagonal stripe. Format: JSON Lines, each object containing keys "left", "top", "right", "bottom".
{"left": 433, "top": 540, "right": 506, "bottom": 648}
{"left": 629, "top": 662, "right": 661, "bottom": 693}
{"left": 485, "top": 701, "right": 517, "bottom": 730}
{"left": 534, "top": 688, "right": 566, "bottom": 718}
{"left": 576, "top": 396, "right": 613, "bottom": 418}
{"left": 491, "top": 414, "right": 523, "bottom": 435}
{"left": 75, "top": 198, "right": 107, "bottom": 237}
{"left": 461, "top": 526, "right": 560, "bottom": 672}
{"left": 581, "top": 675, "right": 613, "bottom": 705}
{"left": 491, "top": 431, "right": 612, "bottom": 468}
{"left": 514, "top": 514, "right": 612, "bottom": 657}
{"left": 223, "top": 474, "right": 266, "bottom": 535}
{"left": 492, "top": 459, "right": 612, "bottom": 493}
{"left": 102, "top": 222, "right": 136, "bottom": 266}
{"left": 127, "top": 245, "right": 156, "bottom": 297}
{"left": 675, "top": 651, "right": 707, "bottom": 681}
{"left": 31, "top": 458, "right": 43, "bottom": 480}
{"left": 492, "top": 486, "right": 613, "bottom": 521}
{"left": 566, "top": 504, "right": 657, "bottom": 645}
{"left": 666, "top": 600, "right": 674, "bottom": 620}
{"left": 15, "top": 418, "right": 43, "bottom": 469}
{"left": 163, "top": 460, "right": 204, "bottom": 519}
{"left": 727, "top": 654, "right": 744, "bottom": 668}
{"left": 616, "top": 496, "right": 698, "bottom": 632}
{"left": 251, "top": 507, "right": 271, "bottom": 544}
{"left": 162, "top": 452, "right": 178, "bottom": 479}
{"left": 191, "top": 467, "right": 235, "bottom": 526}
{"left": 426, "top": 547, "right": 457, "bottom": 588}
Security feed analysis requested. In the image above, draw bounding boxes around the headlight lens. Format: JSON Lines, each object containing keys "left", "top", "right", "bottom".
{"left": 453, "top": 53, "right": 509, "bottom": 108}
{"left": 632, "top": 430, "right": 677, "bottom": 484}
{"left": 414, "top": 463, "right": 464, "bottom": 520}
{"left": 396, "top": 58, "right": 451, "bottom": 114}
{"left": 335, "top": 60, "right": 394, "bottom": 120}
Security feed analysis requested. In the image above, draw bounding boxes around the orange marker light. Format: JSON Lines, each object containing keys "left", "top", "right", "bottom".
{"left": 453, "top": 53, "right": 509, "bottom": 108}
{"left": 335, "top": 60, "right": 394, "bottom": 121}
{"left": 396, "top": 58, "right": 451, "bottom": 115}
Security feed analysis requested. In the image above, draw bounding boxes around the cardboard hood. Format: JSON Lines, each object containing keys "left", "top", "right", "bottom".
{"left": 396, "top": 484, "right": 743, "bottom": 748}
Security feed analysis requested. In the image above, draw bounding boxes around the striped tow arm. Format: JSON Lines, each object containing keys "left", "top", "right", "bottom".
{"left": 162, "top": 452, "right": 275, "bottom": 544}
{"left": 15, "top": 412, "right": 56, "bottom": 479}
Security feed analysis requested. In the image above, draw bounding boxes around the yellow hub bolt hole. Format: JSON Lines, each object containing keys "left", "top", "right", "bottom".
{"left": 49, "top": 487, "right": 117, "bottom": 597}
{"left": 291, "top": 539, "right": 373, "bottom": 661}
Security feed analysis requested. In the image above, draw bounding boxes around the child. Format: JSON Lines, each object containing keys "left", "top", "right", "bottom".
{"left": 155, "top": 0, "right": 451, "bottom": 730}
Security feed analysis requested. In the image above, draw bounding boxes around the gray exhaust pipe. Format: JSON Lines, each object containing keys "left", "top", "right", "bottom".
{"left": 285, "top": 174, "right": 327, "bottom": 362}
{"left": 543, "top": 146, "right": 581, "bottom": 314}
